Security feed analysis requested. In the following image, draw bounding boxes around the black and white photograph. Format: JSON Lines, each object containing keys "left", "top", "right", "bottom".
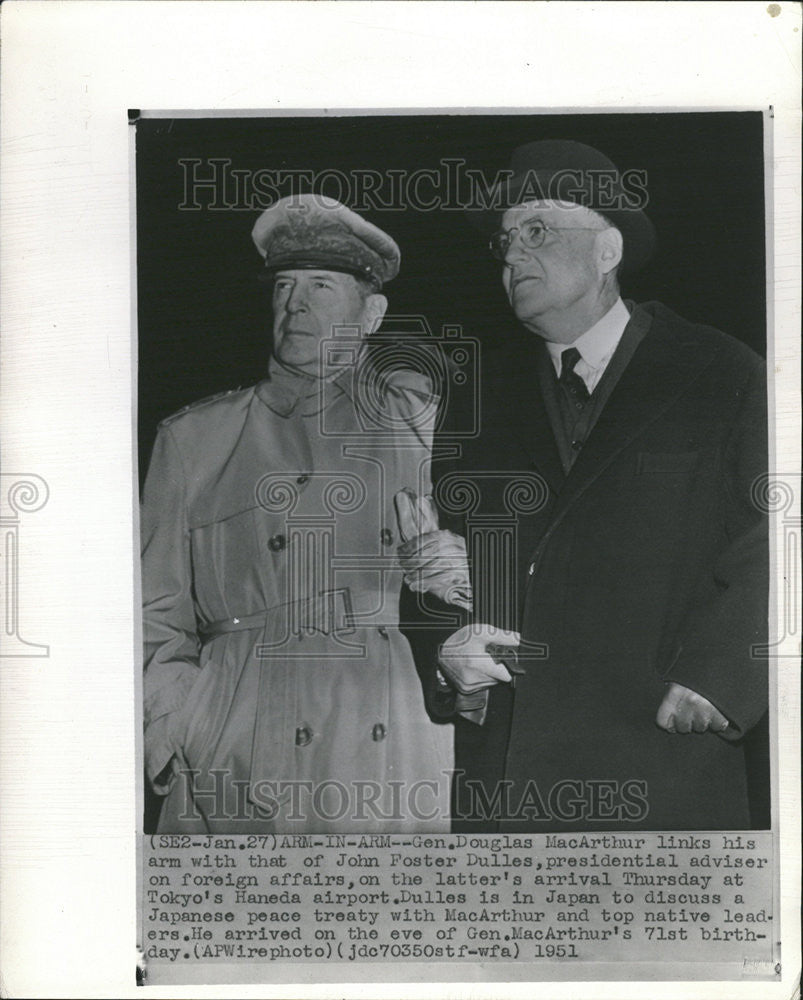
{"left": 128, "top": 110, "right": 784, "bottom": 984}
{"left": 137, "top": 112, "right": 770, "bottom": 837}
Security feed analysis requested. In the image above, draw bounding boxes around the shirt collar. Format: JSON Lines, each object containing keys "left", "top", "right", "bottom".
{"left": 545, "top": 297, "right": 631, "bottom": 374}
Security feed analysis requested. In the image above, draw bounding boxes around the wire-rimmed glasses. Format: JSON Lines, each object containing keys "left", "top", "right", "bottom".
{"left": 489, "top": 219, "right": 602, "bottom": 260}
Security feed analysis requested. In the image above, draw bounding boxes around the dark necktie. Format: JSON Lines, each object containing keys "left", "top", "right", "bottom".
{"left": 559, "top": 347, "right": 590, "bottom": 404}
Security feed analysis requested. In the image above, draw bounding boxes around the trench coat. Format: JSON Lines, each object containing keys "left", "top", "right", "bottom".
{"left": 142, "top": 364, "right": 453, "bottom": 833}
{"left": 427, "top": 301, "right": 769, "bottom": 832}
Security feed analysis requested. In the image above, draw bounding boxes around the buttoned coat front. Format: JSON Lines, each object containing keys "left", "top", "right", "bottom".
{"left": 142, "top": 367, "right": 453, "bottom": 833}
{"left": 430, "top": 301, "right": 769, "bottom": 832}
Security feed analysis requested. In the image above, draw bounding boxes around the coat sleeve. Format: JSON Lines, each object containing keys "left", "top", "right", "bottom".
{"left": 141, "top": 425, "right": 201, "bottom": 792}
{"left": 665, "top": 359, "right": 769, "bottom": 738}
{"left": 398, "top": 375, "right": 480, "bottom": 723}
{"left": 386, "top": 368, "right": 466, "bottom": 719}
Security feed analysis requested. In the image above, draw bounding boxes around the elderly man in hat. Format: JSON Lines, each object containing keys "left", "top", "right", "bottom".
{"left": 141, "top": 194, "right": 454, "bottom": 833}
{"left": 424, "top": 140, "right": 768, "bottom": 832}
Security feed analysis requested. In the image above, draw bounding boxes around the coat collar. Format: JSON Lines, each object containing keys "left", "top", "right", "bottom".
{"left": 255, "top": 356, "right": 438, "bottom": 423}
{"left": 255, "top": 360, "right": 355, "bottom": 418}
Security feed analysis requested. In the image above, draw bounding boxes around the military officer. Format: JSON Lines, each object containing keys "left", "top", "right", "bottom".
{"left": 142, "top": 194, "right": 453, "bottom": 833}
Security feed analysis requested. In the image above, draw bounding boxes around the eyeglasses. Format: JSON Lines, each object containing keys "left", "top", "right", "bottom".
{"left": 489, "top": 219, "right": 602, "bottom": 260}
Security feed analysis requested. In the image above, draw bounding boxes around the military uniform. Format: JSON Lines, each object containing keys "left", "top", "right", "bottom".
{"left": 143, "top": 364, "right": 453, "bottom": 832}
{"left": 142, "top": 194, "right": 454, "bottom": 832}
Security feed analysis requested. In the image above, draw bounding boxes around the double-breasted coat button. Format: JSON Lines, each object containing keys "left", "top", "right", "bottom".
{"left": 268, "top": 533, "right": 286, "bottom": 552}
{"left": 372, "top": 723, "right": 386, "bottom": 742}
{"left": 378, "top": 626, "right": 389, "bottom": 639}
{"left": 295, "top": 724, "right": 313, "bottom": 747}
{"left": 380, "top": 528, "right": 394, "bottom": 546}
{"left": 571, "top": 439, "right": 583, "bottom": 451}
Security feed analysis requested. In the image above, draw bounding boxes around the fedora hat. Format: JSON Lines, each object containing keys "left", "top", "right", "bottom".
{"left": 467, "top": 139, "right": 656, "bottom": 272}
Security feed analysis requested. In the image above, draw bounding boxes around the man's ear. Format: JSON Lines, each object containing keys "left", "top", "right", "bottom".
{"left": 363, "top": 292, "right": 388, "bottom": 333}
{"left": 597, "top": 226, "right": 624, "bottom": 276}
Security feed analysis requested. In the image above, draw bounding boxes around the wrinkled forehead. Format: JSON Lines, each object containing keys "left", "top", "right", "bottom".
{"left": 501, "top": 199, "right": 601, "bottom": 228}
{"left": 272, "top": 267, "right": 356, "bottom": 285}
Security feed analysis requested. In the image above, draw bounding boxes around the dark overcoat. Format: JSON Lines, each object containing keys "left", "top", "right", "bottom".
{"left": 427, "top": 301, "right": 769, "bottom": 832}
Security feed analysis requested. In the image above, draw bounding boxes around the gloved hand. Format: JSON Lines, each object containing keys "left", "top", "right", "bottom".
{"left": 438, "top": 623, "right": 521, "bottom": 694}
{"left": 394, "top": 488, "right": 473, "bottom": 611}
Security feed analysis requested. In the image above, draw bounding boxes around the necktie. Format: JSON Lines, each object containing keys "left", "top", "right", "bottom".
{"left": 559, "top": 347, "right": 590, "bottom": 404}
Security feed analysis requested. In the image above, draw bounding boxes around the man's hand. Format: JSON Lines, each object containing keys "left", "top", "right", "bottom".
{"left": 656, "top": 683, "right": 730, "bottom": 734}
{"left": 397, "top": 530, "right": 473, "bottom": 610}
{"left": 152, "top": 754, "right": 182, "bottom": 795}
{"left": 395, "top": 489, "right": 473, "bottom": 610}
{"left": 438, "top": 624, "right": 521, "bottom": 694}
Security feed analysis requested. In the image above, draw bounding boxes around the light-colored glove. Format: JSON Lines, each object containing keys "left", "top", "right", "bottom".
{"left": 395, "top": 489, "right": 473, "bottom": 611}
{"left": 655, "top": 682, "right": 730, "bottom": 735}
{"left": 438, "top": 623, "right": 521, "bottom": 694}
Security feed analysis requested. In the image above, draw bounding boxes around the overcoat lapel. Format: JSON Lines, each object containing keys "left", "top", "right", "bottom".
{"left": 496, "top": 337, "right": 565, "bottom": 495}
{"left": 547, "top": 307, "right": 718, "bottom": 526}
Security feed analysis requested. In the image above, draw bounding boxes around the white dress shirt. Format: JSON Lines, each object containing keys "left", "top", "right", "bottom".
{"left": 545, "top": 297, "right": 631, "bottom": 394}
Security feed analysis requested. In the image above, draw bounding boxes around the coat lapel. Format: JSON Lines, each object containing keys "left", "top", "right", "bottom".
{"left": 493, "top": 337, "right": 565, "bottom": 495}
{"left": 549, "top": 304, "right": 717, "bottom": 523}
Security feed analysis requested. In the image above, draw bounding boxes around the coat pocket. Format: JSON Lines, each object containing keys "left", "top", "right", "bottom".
{"left": 171, "top": 651, "right": 215, "bottom": 765}
{"left": 635, "top": 451, "right": 700, "bottom": 475}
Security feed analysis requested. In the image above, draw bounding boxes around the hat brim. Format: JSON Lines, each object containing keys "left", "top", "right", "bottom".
{"left": 258, "top": 252, "right": 382, "bottom": 288}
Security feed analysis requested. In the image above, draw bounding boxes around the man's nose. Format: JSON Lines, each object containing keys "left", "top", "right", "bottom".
{"left": 286, "top": 285, "right": 308, "bottom": 312}
{"left": 503, "top": 234, "right": 530, "bottom": 267}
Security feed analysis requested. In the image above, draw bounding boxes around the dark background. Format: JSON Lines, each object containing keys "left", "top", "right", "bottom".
{"left": 136, "top": 110, "right": 767, "bottom": 483}
{"left": 136, "top": 111, "right": 768, "bottom": 831}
